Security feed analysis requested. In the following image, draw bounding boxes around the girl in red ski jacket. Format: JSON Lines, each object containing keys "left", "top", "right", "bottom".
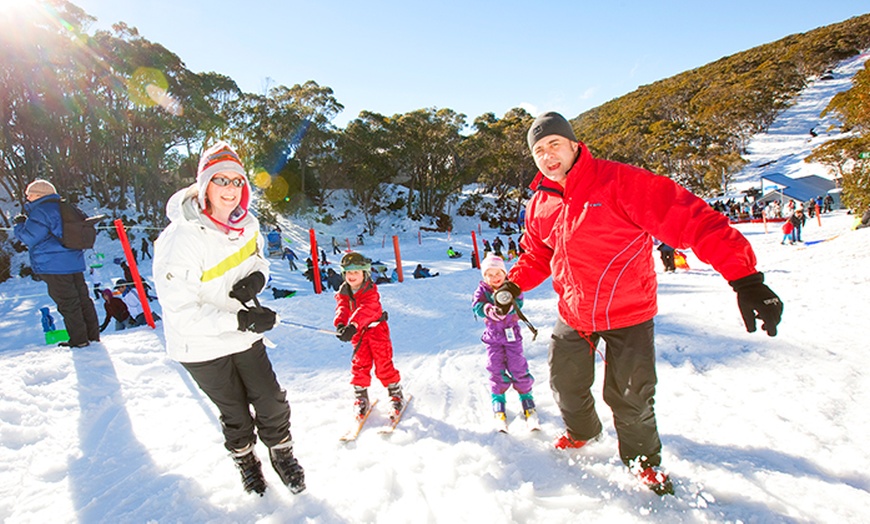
{"left": 334, "top": 252, "right": 404, "bottom": 419}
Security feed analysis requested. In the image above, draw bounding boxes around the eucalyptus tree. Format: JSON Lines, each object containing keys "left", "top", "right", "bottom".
{"left": 391, "top": 107, "right": 467, "bottom": 219}
{"left": 335, "top": 111, "right": 397, "bottom": 235}
{"left": 231, "top": 81, "right": 343, "bottom": 212}
{"left": 462, "top": 108, "right": 536, "bottom": 221}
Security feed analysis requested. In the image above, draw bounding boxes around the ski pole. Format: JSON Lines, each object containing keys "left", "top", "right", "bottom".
{"left": 238, "top": 294, "right": 337, "bottom": 335}
{"left": 278, "top": 319, "right": 338, "bottom": 336}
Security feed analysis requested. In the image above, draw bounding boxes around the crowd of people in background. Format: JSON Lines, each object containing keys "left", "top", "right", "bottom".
{"left": 710, "top": 193, "right": 836, "bottom": 222}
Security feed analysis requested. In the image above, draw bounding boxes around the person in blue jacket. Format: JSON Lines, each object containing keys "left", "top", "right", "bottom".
{"left": 13, "top": 180, "right": 100, "bottom": 347}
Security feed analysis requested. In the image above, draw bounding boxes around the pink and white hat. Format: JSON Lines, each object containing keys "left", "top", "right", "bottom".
{"left": 480, "top": 254, "right": 506, "bottom": 277}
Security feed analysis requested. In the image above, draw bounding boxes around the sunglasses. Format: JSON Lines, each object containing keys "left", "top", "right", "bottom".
{"left": 210, "top": 176, "right": 245, "bottom": 187}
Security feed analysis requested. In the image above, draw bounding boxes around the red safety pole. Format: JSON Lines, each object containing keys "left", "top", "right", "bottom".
{"left": 113, "top": 219, "right": 155, "bottom": 328}
{"left": 763, "top": 212, "right": 768, "bottom": 234}
{"left": 392, "top": 235, "right": 404, "bottom": 283}
{"left": 346, "top": 238, "right": 352, "bottom": 251}
{"left": 309, "top": 229, "right": 322, "bottom": 294}
{"left": 418, "top": 230, "right": 421, "bottom": 245}
{"left": 815, "top": 203, "right": 822, "bottom": 226}
{"left": 471, "top": 230, "right": 481, "bottom": 268}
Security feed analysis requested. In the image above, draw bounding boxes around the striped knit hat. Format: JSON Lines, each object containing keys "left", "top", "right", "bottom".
{"left": 196, "top": 141, "right": 250, "bottom": 223}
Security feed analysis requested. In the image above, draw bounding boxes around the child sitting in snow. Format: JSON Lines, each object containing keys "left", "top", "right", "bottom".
{"left": 334, "top": 251, "right": 405, "bottom": 421}
{"left": 472, "top": 254, "right": 537, "bottom": 430}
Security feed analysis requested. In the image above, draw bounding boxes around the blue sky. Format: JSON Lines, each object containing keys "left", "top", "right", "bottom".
{"left": 71, "top": 0, "right": 868, "bottom": 129}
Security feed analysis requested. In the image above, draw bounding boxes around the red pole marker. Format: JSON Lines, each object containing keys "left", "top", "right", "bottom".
{"left": 309, "top": 229, "right": 322, "bottom": 294}
{"left": 471, "top": 230, "right": 481, "bottom": 269}
{"left": 393, "top": 235, "right": 404, "bottom": 283}
{"left": 113, "top": 219, "right": 156, "bottom": 328}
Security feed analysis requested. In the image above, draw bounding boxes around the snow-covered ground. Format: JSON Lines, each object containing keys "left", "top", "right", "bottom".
{"left": 2, "top": 55, "right": 869, "bottom": 523}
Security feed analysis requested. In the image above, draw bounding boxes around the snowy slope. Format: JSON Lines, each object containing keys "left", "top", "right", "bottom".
{"left": 2, "top": 57, "right": 870, "bottom": 523}
{"left": 730, "top": 50, "right": 870, "bottom": 193}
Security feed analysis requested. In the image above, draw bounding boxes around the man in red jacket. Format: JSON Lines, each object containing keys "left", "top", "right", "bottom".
{"left": 504, "top": 112, "right": 783, "bottom": 495}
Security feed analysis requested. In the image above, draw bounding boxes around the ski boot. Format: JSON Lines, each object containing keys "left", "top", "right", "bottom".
{"left": 629, "top": 456, "right": 674, "bottom": 496}
{"left": 519, "top": 392, "right": 540, "bottom": 430}
{"left": 231, "top": 442, "right": 267, "bottom": 496}
{"left": 492, "top": 393, "right": 508, "bottom": 432}
{"left": 353, "top": 386, "right": 370, "bottom": 420}
{"left": 269, "top": 439, "right": 306, "bottom": 494}
{"left": 554, "top": 430, "right": 601, "bottom": 450}
{"left": 387, "top": 382, "right": 405, "bottom": 421}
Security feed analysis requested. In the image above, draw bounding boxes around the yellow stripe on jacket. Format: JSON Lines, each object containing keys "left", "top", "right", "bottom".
{"left": 201, "top": 232, "right": 259, "bottom": 283}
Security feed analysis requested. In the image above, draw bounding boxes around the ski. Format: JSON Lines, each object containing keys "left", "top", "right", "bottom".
{"left": 524, "top": 409, "right": 541, "bottom": 432}
{"left": 378, "top": 394, "right": 412, "bottom": 434}
{"left": 493, "top": 412, "right": 509, "bottom": 433}
{"left": 340, "top": 398, "right": 379, "bottom": 442}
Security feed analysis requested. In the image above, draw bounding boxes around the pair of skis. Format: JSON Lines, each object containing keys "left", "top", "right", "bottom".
{"left": 339, "top": 395, "right": 413, "bottom": 442}
{"left": 495, "top": 409, "right": 541, "bottom": 433}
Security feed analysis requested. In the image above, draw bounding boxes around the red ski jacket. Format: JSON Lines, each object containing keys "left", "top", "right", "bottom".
{"left": 334, "top": 279, "right": 388, "bottom": 344}
{"left": 508, "top": 141, "right": 758, "bottom": 333}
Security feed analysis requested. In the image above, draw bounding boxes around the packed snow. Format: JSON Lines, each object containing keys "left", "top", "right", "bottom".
{"left": 1, "top": 54, "right": 869, "bottom": 523}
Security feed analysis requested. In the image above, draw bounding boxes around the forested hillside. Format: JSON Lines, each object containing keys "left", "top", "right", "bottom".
{"left": 573, "top": 13, "right": 870, "bottom": 197}
{"left": 2, "top": 2, "right": 869, "bottom": 277}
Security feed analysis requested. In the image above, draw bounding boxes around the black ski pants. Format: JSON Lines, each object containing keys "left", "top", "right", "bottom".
{"left": 182, "top": 340, "right": 292, "bottom": 451}
{"left": 549, "top": 317, "right": 662, "bottom": 467}
{"left": 40, "top": 272, "right": 101, "bottom": 345}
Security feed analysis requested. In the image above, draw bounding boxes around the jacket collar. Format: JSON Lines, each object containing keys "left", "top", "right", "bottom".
{"left": 24, "top": 193, "right": 60, "bottom": 213}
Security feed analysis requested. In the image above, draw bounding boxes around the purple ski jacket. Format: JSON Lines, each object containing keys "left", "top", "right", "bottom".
{"left": 472, "top": 281, "right": 524, "bottom": 344}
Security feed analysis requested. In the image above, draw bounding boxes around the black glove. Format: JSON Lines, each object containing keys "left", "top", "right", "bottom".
{"left": 229, "top": 271, "right": 266, "bottom": 304}
{"left": 494, "top": 281, "right": 521, "bottom": 315}
{"left": 336, "top": 323, "right": 357, "bottom": 342}
{"left": 729, "top": 272, "right": 783, "bottom": 337}
{"left": 237, "top": 307, "right": 276, "bottom": 333}
{"left": 13, "top": 214, "right": 27, "bottom": 224}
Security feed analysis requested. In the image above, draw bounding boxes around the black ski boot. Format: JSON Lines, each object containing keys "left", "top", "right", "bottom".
{"left": 354, "top": 386, "right": 370, "bottom": 420}
{"left": 231, "top": 443, "right": 267, "bottom": 496}
{"left": 269, "top": 439, "right": 306, "bottom": 494}
{"left": 387, "top": 382, "right": 405, "bottom": 420}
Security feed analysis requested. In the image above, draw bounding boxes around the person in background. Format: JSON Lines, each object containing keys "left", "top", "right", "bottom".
{"left": 413, "top": 263, "right": 439, "bottom": 279}
{"left": 140, "top": 236, "right": 152, "bottom": 260}
{"left": 789, "top": 208, "right": 806, "bottom": 243}
{"left": 657, "top": 242, "right": 676, "bottom": 272}
{"left": 503, "top": 112, "right": 783, "bottom": 496}
{"left": 13, "top": 179, "right": 100, "bottom": 348}
{"left": 98, "top": 288, "right": 137, "bottom": 332}
{"left": 326, "top": 267, "right": 343, "bottom": 291}
{"left": 282, "top": 247, "right": 298, "bottom": 270}
{"left": 153, "top": 141, "right": 304, "bottom": 496}
{"left": 823, "top": 194, "right": 834, "bottom": 213}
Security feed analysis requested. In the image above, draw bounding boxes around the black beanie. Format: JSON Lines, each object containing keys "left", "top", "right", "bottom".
{"left": 527, "top": 112, "right": 577, "bottom": 150}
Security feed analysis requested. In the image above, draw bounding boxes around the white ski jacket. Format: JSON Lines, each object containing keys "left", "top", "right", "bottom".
{"left": 153, "top": 185, "right": 269, "bottom": 363}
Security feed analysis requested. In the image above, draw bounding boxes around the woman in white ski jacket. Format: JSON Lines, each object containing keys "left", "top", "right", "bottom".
{"left": 153, "top": 141, "right": 304, "bottom": 496}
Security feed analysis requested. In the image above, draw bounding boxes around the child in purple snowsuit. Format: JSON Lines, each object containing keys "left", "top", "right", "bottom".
{"left": 472, "top": 254, "right": 536, "bottom": 425}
